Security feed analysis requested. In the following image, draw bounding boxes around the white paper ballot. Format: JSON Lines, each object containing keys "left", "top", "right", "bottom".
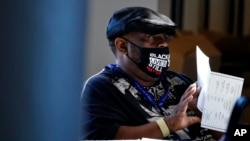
{"left": 201, "top": 72, "right": 244, "bottom": 132}
{"left": 196, "top": 46, "right": 244, "bottom": 132}
{"left": 196, "top": 46, "right": 211, "bottom": 112}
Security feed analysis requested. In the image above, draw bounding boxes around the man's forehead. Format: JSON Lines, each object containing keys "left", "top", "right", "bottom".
{"left": 125, "top": 32, "right": 167, "bottom": 37}
{"left": 125, "top": 32, "right": 173, "bottom": 41}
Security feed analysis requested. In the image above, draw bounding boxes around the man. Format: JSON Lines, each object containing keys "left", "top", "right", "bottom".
{"left": 81, "top": 6, "right": 221, "bottom": 140}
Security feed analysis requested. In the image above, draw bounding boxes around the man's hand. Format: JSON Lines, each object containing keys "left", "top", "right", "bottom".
{"left": 115, "top": 83, "right": 202, "bottom": 139}
{"left": 165, "top": 83, "right": 201, "bottom": 132}
{"left": 188, "top": 83, "right": 202, "bottom": 117}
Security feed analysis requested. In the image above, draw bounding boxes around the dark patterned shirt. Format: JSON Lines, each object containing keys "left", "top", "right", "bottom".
{"left": 80, "top": 64, "right": 215, "bottom": 140}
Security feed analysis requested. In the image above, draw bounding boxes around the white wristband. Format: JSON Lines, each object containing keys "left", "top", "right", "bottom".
{"left": 156, "top": 118, "right": 170, "bottom": 137}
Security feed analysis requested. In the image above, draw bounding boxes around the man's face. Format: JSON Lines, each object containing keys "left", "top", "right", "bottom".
{"left": 119, "top": 32, "right": 171, "bottom": 63}
{"left": 122, "top": 32, "right": 171, "bottom": 48}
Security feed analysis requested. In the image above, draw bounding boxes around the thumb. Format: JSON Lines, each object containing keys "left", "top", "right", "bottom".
{"left": 188, "top": 116, "right": 201, "bottom": 125}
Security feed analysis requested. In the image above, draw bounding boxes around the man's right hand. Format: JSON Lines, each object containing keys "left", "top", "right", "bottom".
{"left": 164, "top": 83, "right": 201, "bottom": 132}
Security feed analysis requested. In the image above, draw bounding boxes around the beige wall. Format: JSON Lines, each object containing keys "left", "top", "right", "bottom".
{"left": 158, "top": 0, "right": 171, "bottom": 16}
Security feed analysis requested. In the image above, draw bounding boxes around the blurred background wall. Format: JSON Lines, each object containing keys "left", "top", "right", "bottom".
{"left": 84, "top": 0, "right": 250, "bottom": 97}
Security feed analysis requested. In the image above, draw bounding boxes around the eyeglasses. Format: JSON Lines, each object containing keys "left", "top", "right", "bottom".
{"left": 142, "top": 34, "right": 173, "bottom": 44}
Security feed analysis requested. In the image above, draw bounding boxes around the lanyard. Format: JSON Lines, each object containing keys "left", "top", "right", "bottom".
{"left": 109, "top": 64, "right": 169, "bottom": 114}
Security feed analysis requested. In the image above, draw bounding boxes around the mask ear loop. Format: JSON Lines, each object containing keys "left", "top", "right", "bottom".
{"left": 120, "top": 37, "right": 142, "bottom": 64}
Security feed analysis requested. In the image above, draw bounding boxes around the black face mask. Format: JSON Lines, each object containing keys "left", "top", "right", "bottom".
{"left": 123, "top": 38, "right": 170, "bottom": 78}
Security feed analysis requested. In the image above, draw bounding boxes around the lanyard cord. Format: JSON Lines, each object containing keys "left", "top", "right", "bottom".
{"left": 109, "top": 64, "right": 169, "bottom": 114}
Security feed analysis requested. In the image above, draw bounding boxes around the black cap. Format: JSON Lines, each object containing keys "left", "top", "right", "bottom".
{"left": 106, "top": 6, "right": 176, "bottom": 40}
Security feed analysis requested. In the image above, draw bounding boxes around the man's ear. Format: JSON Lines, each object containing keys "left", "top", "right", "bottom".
{"left": 114, "top": 38, "right": 127, "bottom": 53}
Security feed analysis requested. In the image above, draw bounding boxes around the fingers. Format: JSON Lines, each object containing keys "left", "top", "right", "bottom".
{"left": 193, "top": 85, "right": 201, "bottom": 98}
{"left": 181, "top": 83, "right": 197, "bottom": 102}
{"left": 179, "top": 95, "right": 193, "bottom": 113}
{"left": 187, "top": 116, "right": 201, "bottom": 125}
{"left": 176, "top": 83, "right": 197, "bottom": 114}
{"left": 167, "top": 83, "right": 202, "bottom": 132}
{"left": 196, "top": 86, "right": 201, "bottom": 93}
{"left": 166, "top": 108, "right": 201, "bottom": 132}
{"left": 184, "top": 83, "right": 196, "bottom": 95}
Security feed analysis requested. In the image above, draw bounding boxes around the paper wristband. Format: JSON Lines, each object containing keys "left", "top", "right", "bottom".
{"left": 156, "top": 118, "right": 170, "bottom": 137}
